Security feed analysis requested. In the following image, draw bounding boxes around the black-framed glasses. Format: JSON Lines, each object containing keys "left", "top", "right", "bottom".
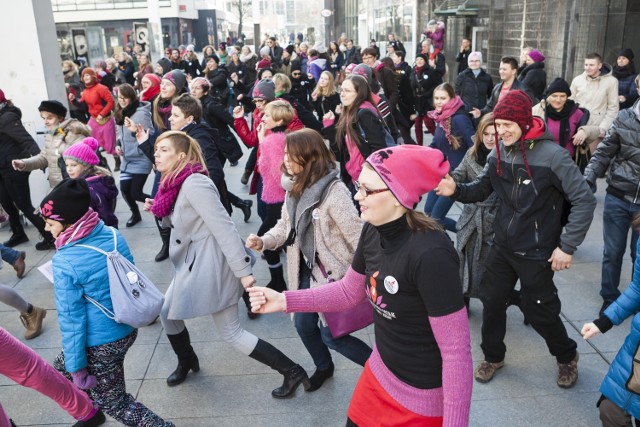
{"left": 291, "top": 72, "right": 301, "bottom": 76}
{"left": 252, "top": 98, "right": 266, "bottom": 105}
{"left": 354, "top": 181, "right": 390, "bottom": 197}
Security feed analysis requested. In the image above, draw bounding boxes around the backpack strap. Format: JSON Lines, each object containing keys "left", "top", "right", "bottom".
{"left": 76, "top": 226, "right": 118, "bottom": 256}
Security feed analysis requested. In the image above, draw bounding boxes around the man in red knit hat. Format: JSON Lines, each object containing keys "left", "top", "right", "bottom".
{"left": 437, "top": 90, "right": 596, "bottom": 389}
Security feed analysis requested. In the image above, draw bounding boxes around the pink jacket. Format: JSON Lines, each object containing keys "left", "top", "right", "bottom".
{"left": 257, "top": 131, "right": 286, "bottom": 204}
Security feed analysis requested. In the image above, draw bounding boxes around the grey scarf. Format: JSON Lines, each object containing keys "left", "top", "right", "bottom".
{"left": 283, "top": 170, "right": 339, "bottom": 268}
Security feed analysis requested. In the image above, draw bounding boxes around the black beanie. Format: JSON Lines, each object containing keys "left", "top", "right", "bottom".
{"left": 39, "top": 179, "right": 91, "bottom": 224}
{"left": 291, "top": 61, "right": 302, "bottom": 72}
{"left": 285, "top": 45, "right": 294, "bottom": 55}
{"left": 619, "top": 48, "right": 635, "bottom": 61}
{"left": 544, "top": 77, "right": 572, "bottom": 98}
{"left": 38, "top": 100, "right": 67, "bottom": 119}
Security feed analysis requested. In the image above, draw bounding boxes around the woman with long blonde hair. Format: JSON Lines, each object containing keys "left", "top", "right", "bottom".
{"left": 311, "top": 71, "right": 341, "bottom": 118}
{"left": 146, "top": 131, "right": 310, "bottom": 398}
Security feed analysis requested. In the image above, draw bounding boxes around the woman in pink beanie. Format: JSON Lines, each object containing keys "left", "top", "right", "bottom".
{"left": 248, "top": 145, "right": 473, "bottom": 426}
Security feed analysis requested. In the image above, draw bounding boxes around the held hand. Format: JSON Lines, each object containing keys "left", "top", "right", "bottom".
{"left": 233, "top": 106, "right": 244, "bottom": 119}
{"left": 71, "top": 369, "right": 97, "bottom": 390}
{"left": 581, "top": 322, "right": 601, "bottom": 340}
{"left": 470, "top": 108, "right": 481, "bottom": 119}
{"left": 245, "top": 233, "right": 264, "bottom": 251}
{"left": 240, "top": 275, "right": 257, "bottom": 290}
{"left": 335, "top": 104, "right": 343, "bottom": 115}
{"left": 548, "top": 247, "right": 573, "bottom": 271}
{"left": 572, "top": 129, "right": 586, "bottom": 146}
{"left": 143, "top": 198, "right": 154, "bottom": 212}
{"left": 11, "top": 159, "right": 24, "bottom": 171}
{"left": 247, "top": 286, "right": 287, "bottom": 314}
{"left": 96, "top": 115, "right": 104, "bottom": 122}
{"left": 435, "top": 174, "right": 457, "bottom": 197}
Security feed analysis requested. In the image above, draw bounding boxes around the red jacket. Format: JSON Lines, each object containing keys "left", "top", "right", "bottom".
{"left": 80, "top": 84, "right": 114, "bottom": 118}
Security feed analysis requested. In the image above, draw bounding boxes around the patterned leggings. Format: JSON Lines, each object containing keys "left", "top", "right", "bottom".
{"left": 53, "top": 331, "right": 174, "bottom": 427}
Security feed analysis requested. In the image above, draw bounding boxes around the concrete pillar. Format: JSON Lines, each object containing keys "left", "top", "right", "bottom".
{"left": 0, "top": 0, "right": 67, "bottom": 201}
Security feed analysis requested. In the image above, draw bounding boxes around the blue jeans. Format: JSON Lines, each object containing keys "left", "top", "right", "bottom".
{"left": 424, "top": 190, "right": 457, "bottom": 232}
{"left": 600, "top": 193, "right": 640, "bottom": 302}
{"left": 0, "top": 243, "right": 19, "bottom": 265}
{"left": 294, "top": 265, "right": 372, "bottom": 370}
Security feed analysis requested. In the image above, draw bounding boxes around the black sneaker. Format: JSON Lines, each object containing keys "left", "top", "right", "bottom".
{"left": 73, "top": 408, "right": 106, "bottom": 427}
{"left": 35, "top": 239, "right": 55, "bottom": 251}
{"left": 4, "top": 233, "right": 28, "bottom": 247}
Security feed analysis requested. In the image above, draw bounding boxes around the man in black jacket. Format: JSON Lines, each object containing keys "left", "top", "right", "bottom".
{"left": 472, "top": 56, "right": 536, "bottom": 119}
{"left": 584, "top": 90, "right": 640, "bottom": 315}
{"left": 438, "top": 90, "right": 596, "bottom": 389}
{"left": 0, "top": 94, "right": 55, "bottom": 249}
{"left": 456, "top": 38, "right": 472, "bottom": 74}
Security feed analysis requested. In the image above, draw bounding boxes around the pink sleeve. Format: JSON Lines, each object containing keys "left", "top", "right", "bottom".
{"left": 284, "top": 267, "right": 367, "bottom": 313}
{"left": 429, "top": 308, "right": 472, "bottom": 427}
{"left": 322, "top": 118, "right": 335, "bottom": 128}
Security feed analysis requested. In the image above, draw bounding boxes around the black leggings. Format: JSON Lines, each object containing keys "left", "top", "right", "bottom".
{"left": 257, "top": 202, "right": 283, "bottom": 266}
{"left": 0, "top": 172, "right": 49, "bottom": 238}
{"left": 120, "top": 174, "right": 150, "bottom": 212}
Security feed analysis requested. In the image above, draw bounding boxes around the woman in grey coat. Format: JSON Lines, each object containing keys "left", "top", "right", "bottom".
{"left": 114, "top": 84, "right": 153, "bottom": 227}
{"left": 145, "top": 130, "right": 310, "bottom": 398}
{"left": 450, "top": 114, "right": 500, "bottom": 308}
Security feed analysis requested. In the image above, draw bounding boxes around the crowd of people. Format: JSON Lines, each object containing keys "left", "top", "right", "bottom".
{"left": 0, "top": 22, "right": 640, "bottom": 426}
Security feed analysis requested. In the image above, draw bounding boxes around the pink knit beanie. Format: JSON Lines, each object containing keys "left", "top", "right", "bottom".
{"left": 63, "top": 137, "right": 99, "bottom": 166}
{"left": 366, "top": 145, "right": 450, "bottom": 209}
{"left": 528, "top": 49, "right": 545, "bottom": 63}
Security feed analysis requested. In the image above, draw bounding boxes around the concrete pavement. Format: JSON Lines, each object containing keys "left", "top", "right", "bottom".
{"left": 0, "top": 151, "right": 629, "bottom": 426}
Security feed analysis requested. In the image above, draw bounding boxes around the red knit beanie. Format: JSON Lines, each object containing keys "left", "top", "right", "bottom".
{"left": 493, "top": 90, "right": 533, "bottom": 177}
{"left": 366, "top": 145, "right": 450, "bottom": 209}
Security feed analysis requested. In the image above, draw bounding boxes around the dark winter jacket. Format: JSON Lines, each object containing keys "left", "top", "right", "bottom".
{"left": 183, "top": 58, "right": 202, "bottom": 79}
{"left": 455, "top": 68, "right": 494, "bottom": 111}
{"left": 312, "top": 93, "right": 341, "bottom": 118}
{"left": 0, "top": 105, "right": 41, "bottom": 176}
{"left": 289, "top": 76, "right": 313, "bottom": 109}
{"left": 394, "top": 62, "right": 415, "bottom": 118}
{"left": 455, "top": 118, "right": 596, "bottom": 258}
{"left": 117, "top": 61, "right": 135, "bottom": 85}
{"left": 616, "top": 71, "right": 639, "bottom": 109}
{"left": 375, "top": 65, "right": 400, "bottom": 111}
{"left": 182, "top": 121, "right": 225, "bottom": 188}
{"left": 430, "top": 109, "right": 475, "bottom": 171}
{"left": 207, "top": 66, "right": 230, "bottom": 106}
{"left": 456, "top": 50, "right": 471, "bottom": 74}
{"left": 85, "top": 174, "right": 119, "bottom": 227}
{"left": 584, "top": 100, "right": 640, "bottom": 204}
{"left": 411, "top": 66, "right": 443, "bottom": 114}
{"left": 279, "top": 93, "right": 322, "bottom": 131}
{"left": 518, "top": 62, "right": 547, "bottom": 101}
{"left": 345, "top": 47, "right": 362, "bottom": 66}
{"left": 200, "top": 95, "right": 243, "bottom": 163}
{"left": 481, "top": 80, "right": 537, "bottom": 116}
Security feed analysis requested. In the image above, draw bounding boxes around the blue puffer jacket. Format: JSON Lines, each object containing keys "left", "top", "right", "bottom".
{"left": 53, "top": 221, "right": 135, "bottom": 373}
{"left": 600, "top": 245, "right": 640, "bottom": 418}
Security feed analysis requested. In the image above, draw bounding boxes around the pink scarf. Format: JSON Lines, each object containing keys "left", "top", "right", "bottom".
{"left": 55, "top": 208, "right": 101, "bottom": 249}
{"left": 428, "top": 95, "right": 465, "bottom": 146}
{"left": 151, "top": 163, "right": 208, "bottom": 218}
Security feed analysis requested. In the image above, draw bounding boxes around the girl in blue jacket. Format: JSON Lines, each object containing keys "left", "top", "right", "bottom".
{"left": 582, "top": 220, "right": 640, "bottom": 425}
{"left": 40, "top": 178, "right": 173, "bottom": 427}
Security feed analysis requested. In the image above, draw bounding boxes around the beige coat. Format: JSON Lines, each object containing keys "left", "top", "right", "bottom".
{"left": 19, "top": 119, "right": 90, "bottom": 188}
{"left": 262, "top": 180, "right": 362, "bottom": 309}
{"left": 162, "top": 174, "right": 253, "bottom": 320}
{"left": 570, "top": 65, "right": 619, "bottom": 142}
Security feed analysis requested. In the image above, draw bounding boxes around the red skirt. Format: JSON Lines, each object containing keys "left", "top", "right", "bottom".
{"left": 347, "top": 362, "right": 444, "bottom": 427}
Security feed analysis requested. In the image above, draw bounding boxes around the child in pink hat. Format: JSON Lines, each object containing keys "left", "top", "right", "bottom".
{"left": 63, "top": 137, "right": 119, "bottom": 227}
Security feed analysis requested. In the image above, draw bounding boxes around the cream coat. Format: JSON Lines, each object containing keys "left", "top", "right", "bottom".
{"left": 262, "top": 180, "right": 362, "bottom": 310}
{"left": 570, "top": 65, "right": 619, "bottom": 142}
{"left": 19, "top": 119, "right": 90, "bottom": 188}
{"left": 162, "top": 173, "right": 253, "bottom": 320}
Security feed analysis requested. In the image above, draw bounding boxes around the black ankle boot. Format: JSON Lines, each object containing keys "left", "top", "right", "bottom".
{"left": 166, "top": 328, "right": 200, "bottom": 386}
{"left": 266, "top": 264, "right": 287, "bottom": 293}
{"left": 72, "top": 409, "right": 106, "bottom": 427}
{"left": 126, "top": 209, "right": 142, "bottom": 227}
{"left": 241, "top": 169, "right": 252, "bottom": 185}
{"left": 155, "top": 218, "right": 170, "bottom": 262}
{"left": 233, "top": 199, "right": 253, "bottom": 223}
{"left": 249, "top": 339, "right": 310, "bottom": 398}
{"left": 307, "top": 361, "right": 335, "bottom": 392}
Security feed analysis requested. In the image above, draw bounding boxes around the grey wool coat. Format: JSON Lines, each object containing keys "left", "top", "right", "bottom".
{"left": 162, "top": 173, "right": 253, "bottom": 320}
{"left": 450, "top": 149, "right": 500, "bottom": 298}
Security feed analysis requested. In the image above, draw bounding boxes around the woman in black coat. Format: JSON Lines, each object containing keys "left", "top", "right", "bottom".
{"left": 411, "top": 54, "right": 442, "bottom": 145}
{"left": 517, "top": 49, "right": 546, "bottom": 101}
{"left": 455, "top": 51, "right": 494, "bottom": 113}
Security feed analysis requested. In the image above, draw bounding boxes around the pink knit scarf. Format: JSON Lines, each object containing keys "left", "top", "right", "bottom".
{"left": 151, "top": 163, "right": 207, "bottom": 218}
{"left": 55, "top": 208, "right": 101, "bottom": 249}
{"left": 427, "top": 95, "right": 465, "bottom": 146}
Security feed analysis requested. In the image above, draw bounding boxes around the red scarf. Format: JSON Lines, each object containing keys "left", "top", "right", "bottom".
{"left": 151, "top": 163, "right": 208, "bottom": 218}
{"left": 427, "top": 95, "right": 465, "bottom": 146}
{"left": 55, "top": 208, "right": 101, "bottom": 249}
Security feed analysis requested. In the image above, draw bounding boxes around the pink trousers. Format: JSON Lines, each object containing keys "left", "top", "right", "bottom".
{"left": 0, "top": 327, "right": 96, "bottom": 426}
